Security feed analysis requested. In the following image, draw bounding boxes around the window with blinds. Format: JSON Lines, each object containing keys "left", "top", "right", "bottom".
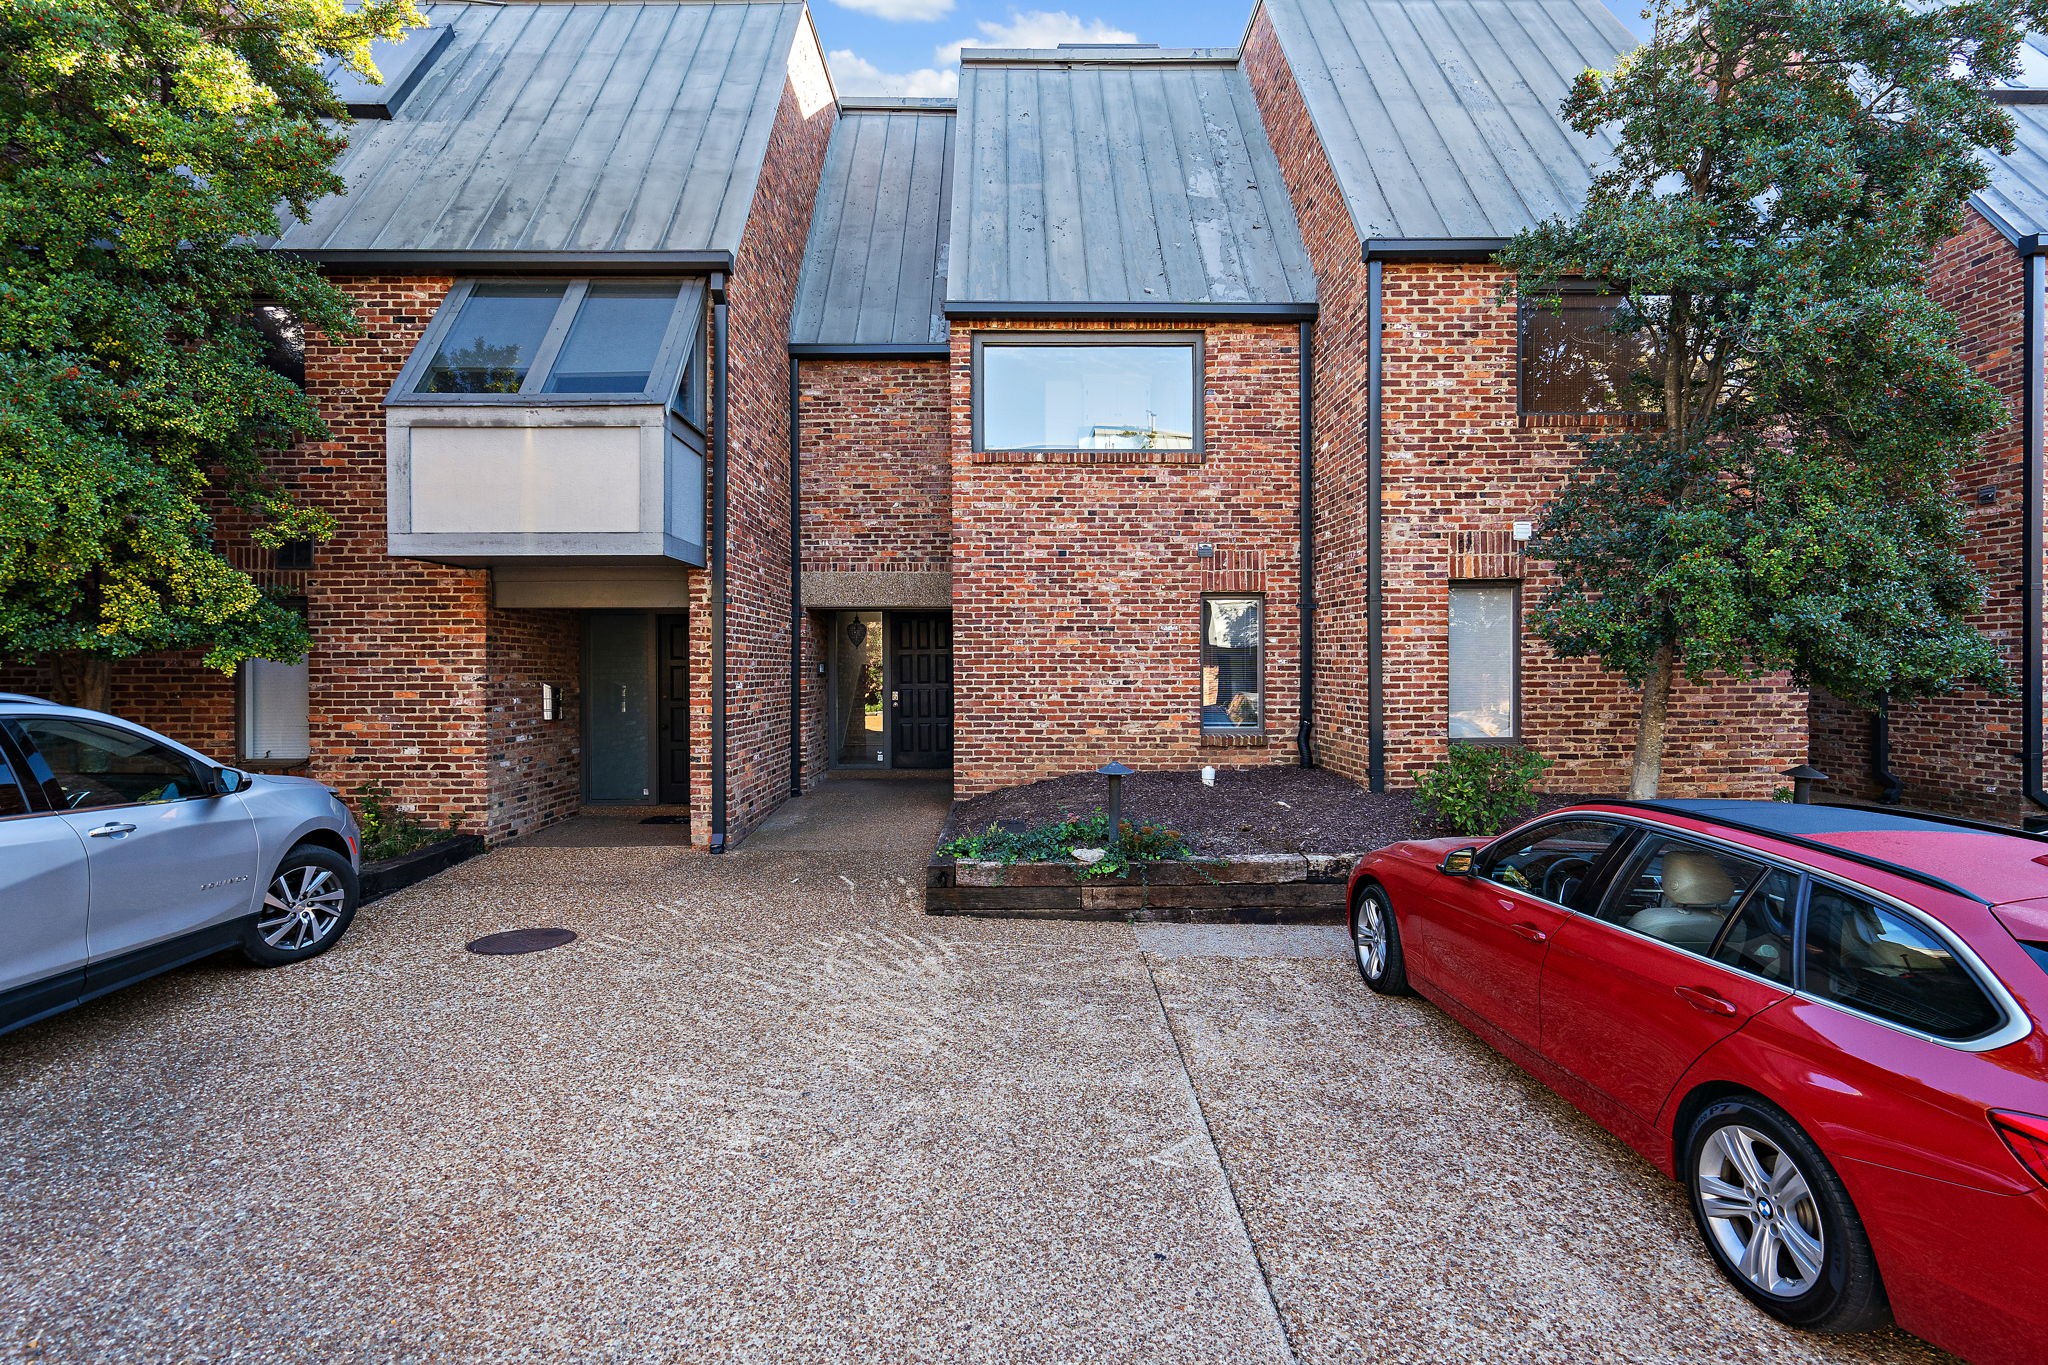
{"left": 240, "top": 656, "right": 310, "bottom": 763}
{"left": 1201, "top": 596, "right": 1264, "bottom": 731}
{"left": 1448, "top": 584, "right": 1518, "bottom": 740}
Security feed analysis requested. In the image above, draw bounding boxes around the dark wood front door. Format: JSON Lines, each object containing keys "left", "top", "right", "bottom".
{"left": 889, "top": 612, "right": 952, "bottom": 769}
{"left": 656, "top": 612, "right": 690, "bottom": 804}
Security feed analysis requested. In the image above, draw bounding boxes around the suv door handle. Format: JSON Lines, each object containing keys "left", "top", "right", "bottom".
{"left": 1507, "top": 921, "right": 1549, "bottom": 943}
{"left": 1675, "top": 985, "right": 1738, "bottom": 1017}
{"left": 87, "top": 822, "right": 137, "bottom": 838}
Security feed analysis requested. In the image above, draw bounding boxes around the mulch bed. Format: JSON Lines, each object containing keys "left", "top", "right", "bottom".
{"left": 940, "top": 766, "right": 1588, "bottom": 858}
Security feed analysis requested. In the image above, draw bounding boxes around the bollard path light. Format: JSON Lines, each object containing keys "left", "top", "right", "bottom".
{"left": 1782, "top": 764, "right": 1828, "bottom": 805}
{"left": 1098, "top": 761, "right": 1134, "bottom": 842}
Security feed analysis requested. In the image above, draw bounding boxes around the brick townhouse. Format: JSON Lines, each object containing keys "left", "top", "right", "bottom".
{"left": 11, "top": 0, "right": 2038, "bottom": 845}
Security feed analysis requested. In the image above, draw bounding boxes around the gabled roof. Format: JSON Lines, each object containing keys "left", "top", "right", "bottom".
{"left": 1254, "top": 0, "right": 1632, "bottom": 249}
{"left": 790, "top": 102, "right": 954, "bottom": 351}
{"left": 276, "top": 1, "right": 812, "bottom": 264}
{"left": 945, "top": 48, "right": 1316, "bottom": 315}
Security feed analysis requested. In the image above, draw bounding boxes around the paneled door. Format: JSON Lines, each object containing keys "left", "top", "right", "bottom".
{"left": 656, "top": 613, "right": 690, "bottom": 805}
{"left": 888, "top": 613, "right": 952, "bottom": 769}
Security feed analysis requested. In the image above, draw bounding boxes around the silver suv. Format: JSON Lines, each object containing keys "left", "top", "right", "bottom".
{"left": 0, "top": 695, "right": 362, "bottom": 1036}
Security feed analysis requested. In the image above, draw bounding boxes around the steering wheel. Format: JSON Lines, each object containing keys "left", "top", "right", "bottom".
{"left": 1541, "top": 855, "right": 1594, "bottom": 904}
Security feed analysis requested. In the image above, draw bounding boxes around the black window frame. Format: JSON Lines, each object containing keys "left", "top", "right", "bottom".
{"left": 970, "top": 331, "right": 1204, "bottom": 455}
{"left": 1516, "top": 285, "right": 1661, "bottom": 420}
{"left": 1200, "top": 593, "right": 1265, "bottom": 734}
{"left": 237, "top": 597, "right": 311, "bottom": 767}
{"left": 1447, "top": 579, "right": 1522, "bottom": 743}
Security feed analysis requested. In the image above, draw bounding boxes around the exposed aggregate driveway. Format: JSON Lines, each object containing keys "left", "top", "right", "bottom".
{"left": 0, "top": 782, "right": 1954, "bottom": 1364}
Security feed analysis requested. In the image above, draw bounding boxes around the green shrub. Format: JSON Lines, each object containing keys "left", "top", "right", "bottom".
{"left": 938, "top": 809, "right": 1199, "bottom": 879}
{"left": 355, "top": 784, "right": 457, "bottom": 862}
{"left": 1413, "top": 746, "right": 1551, "bottom": 837}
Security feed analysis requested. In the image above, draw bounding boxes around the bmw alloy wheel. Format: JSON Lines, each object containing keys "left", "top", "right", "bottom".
{"left": 1353, "top": 893, "right": 1388, "bottom": 980}
{"left": 1695, "top": 1123, "right": 1827, "bottom": 1299}
{"left": 258, "top": 865, "right": 348, "bottom": 952}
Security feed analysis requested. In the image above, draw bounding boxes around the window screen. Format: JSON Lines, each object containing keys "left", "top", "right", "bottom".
{"left": 1803, "top": 886, "right": 2001, "bottom": 1040}
{"left": 1520, "top": 293, "right": 1659, "bottom": 416}
{"left": 241, "top": 657, "right": 311, "bottom": 763}
{"left": 543, "top": 282, "right": 682, "bottom": 394}
{"left": 1449, "top": 585, "right": 1517, "bottom": 739}
{"left": 979, "top": 342, "right": 1197, "bottom": 451}
{"left": 416, "top": 284, "right": 565, "bottom": 394}
{"left": 1202, "top": 597, "right": 1263, "bottom": 730}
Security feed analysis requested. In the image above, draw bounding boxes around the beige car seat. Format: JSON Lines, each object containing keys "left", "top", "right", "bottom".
{"left": 1627, "top": 849, "right": 1736, "bottom": 951}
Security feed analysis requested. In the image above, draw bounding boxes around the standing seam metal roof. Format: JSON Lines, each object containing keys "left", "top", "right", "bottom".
{"left": 276, "top": 1, "right": 805, "bottom": 258}
{"left": 945, "top": 51, "right": 1317, "bottom": 311}
{"left": 790, "top": 106, "right": 955, "bottom": 348}
{"left": 1255, "top": 0, "right": 1632, "bottom": 244}
{"left": 1976, "top": 98, "right": 2048, "bottom": 243}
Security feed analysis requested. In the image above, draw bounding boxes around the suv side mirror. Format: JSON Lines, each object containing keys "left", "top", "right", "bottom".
{"left": 214, "top": 767, "right": 251, "bottom": 796}
{"left": 1439, "top": 846, "right": 1479, "bottom": 876}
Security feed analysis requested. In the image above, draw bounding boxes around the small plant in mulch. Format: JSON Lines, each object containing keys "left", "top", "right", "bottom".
{"left": 1413, "top": 746, "right": 1552, "bottom": 838}
{"left": 354, "top": 783, "right": 460, "bottom": 863}
{"left": 938, "top": 809, "right": 1202, "bottom": 880}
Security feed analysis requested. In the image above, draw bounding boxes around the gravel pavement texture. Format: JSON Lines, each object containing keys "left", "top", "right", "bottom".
{"left": 0, "top": 779, "right": 1953, "bottom": 1363}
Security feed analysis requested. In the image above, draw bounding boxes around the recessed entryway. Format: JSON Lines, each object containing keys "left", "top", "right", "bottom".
{"left": 824, "top": 609, "right": 952, "bottom": 771}
{"left": 583, "top": 611, "right": 690, "bottom": 805}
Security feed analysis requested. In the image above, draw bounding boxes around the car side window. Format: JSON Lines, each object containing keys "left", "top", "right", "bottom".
{"left": 1600, "top": 835, "right": 1769, "bottom": 954}
{"left": 14, "top": 717, "right": 209, "bottom": 811}
{"left": 1710, "top": 869, "right": 1799, "bottom": 983}
{"left": 1484, "top": 820, "right": 1627, "bottom": 907}
{"left": 1802, "top": 884, "right": 2002, "bottom": 1040}
{"left": 0, "top": 744, "right": 28, "bottom": 818}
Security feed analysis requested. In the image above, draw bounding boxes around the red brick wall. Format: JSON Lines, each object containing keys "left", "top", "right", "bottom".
{"left": 486, "top": 608, "right": 582, "bottom": 840}
{"left": 1245, "top": 13, "right": 1804, "bottom": 796}
{"left": 705, "top": 72, "right": 835, "bottom": 843}
{"left": 798, "top": 358, "right": 951, "bottom": 573}
{"left": 949, "top": 318, "right": 1305, "bottom": 795}
{"left": 1810, "top": 207, "right": 2044, "bottom": 821}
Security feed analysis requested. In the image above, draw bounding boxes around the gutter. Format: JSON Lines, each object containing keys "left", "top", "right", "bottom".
{"left": 709, "top": 274, "right": 730, "bottom": 853}
{"left": 2024, "top": 239, "right": 2048, "bottom": 820}
{"left": 789, "top": 357, "right": 804, "bottom": 799}
{"left": 1870, "top": 695, "right": 1904, "bottom": 805}
{"left": 1366, "top": 258, "right": 1386, "bottom": 793}
{"left": 1297, "top": 318, "right": 1317, "bottom": 768}
{"left": 278, "top": 248, "right": 735, "bottom": 276}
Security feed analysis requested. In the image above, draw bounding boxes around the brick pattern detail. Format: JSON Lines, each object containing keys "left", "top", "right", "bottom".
{"left": 1202, "top": 549, "right": 1267, "bottom": 594}
{"left": 1245, "top": 13, "right": 1804, "bottom": 796}
{"left": 797, "top": 358, "right": 950, "bottom": 575}
{"left": 1450, "top": 531, "right": 1526, "bottom": 581}
{"left": 950, "top": 316, "right": 1305, "bottom": 794}
{"left": 1810, "top": 207, "right": 2044, "bottom": 821}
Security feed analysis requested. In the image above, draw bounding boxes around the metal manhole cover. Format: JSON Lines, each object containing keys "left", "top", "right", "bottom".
{"left": 466, "top": 927, "right": 578, "bottom": 955}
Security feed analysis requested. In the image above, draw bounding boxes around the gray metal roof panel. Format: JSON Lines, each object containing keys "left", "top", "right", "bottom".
{"left": 790, "top": 108, "right": 955, "bottom": 346}
{"left": 1976, "top": 102, "right": 2048, "bottom": 243}
{"left": 1257, "top": 0, "right": 1631, "bottom": 242}
{"left": 945, "top": 56, "right": 1316, "bottom": 309}
{"left": 276, "top": 1, "right": 804, "bottom": 258}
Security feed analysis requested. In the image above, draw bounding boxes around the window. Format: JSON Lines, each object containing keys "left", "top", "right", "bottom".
{"left": 1201, "top": 597, "right": 1263, "bottom": 730}
{"left": 240, "top": 657, "right": 310, "bottom": 764}
{"left": 1519, "top": 291, "right": 1660, "bottom": 417}
{"left": 1484, "top": 819, "right": 1627, "bottom": 908}
{"left": 1448, "top": 584, "right": 1518, "bottom": 739}
{"left": 975, "top": 337, "right": 1199, "bottom": 452}
{"left": 14, "top": 717, "right": 210, "bottom": 810}
{"left": 1713, "top": 869, "right": 1799, "bottom": 983}
{"left": 1803, "top": 885, "right": 2002, "bottom": 1040}
{"left": 0, "top": 744, "right": 28, "bottom": 818}
{"left": 396, "top": 279, "right": 703, "bottom": 406}
{"left": 1601, "top": 836, "right": 1770, "bottom": 953}
{"left": 274, "top": 539, "right": 315, "bottom": 571}
{"left": 252, "top": 305, "right": 306, "bottom": 387}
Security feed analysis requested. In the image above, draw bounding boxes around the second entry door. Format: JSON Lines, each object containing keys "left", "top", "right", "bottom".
{"left": 889, "top": 613, "right": 952, "bottom": 769}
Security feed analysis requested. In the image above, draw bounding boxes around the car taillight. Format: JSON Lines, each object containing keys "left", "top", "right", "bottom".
{"left": 1991, "top": 1110, "right": 2048, "bottom": 1189}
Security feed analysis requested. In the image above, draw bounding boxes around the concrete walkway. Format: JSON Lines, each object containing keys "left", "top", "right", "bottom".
{"left": 0, "top": 781, "right": 1951, "bottom": 1364}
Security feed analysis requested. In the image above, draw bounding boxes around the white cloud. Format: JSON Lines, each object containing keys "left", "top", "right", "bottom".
{"left": 938, "top": 10, "right": 1139, "bottom": 65}
{"left": 827, "top": 0, "right": 954, "bottom": 22}
{"left": 827, "top": 48, "right": 960, "bottom": 98}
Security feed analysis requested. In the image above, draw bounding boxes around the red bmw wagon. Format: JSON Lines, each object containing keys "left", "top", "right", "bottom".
{"left": 1348, "top": 800, "right": 2048, "bottom": 1364}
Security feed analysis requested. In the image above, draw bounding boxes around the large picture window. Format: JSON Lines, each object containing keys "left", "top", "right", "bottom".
{"left": 1519, "top": 291, "right": 1659, "bottom": 418}
{"left": 975, "top": 336, "right": 1199, "bottom": 452}
{"left": 1448, "top": 584, "right": 1518, "bottom": 740}
{"left": 1202, "top": 597, "right": 1263, "bottom": 731}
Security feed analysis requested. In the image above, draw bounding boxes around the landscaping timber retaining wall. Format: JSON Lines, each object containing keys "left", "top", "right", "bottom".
{"left": 925, "top": 851, "right": 1359, "bottom": 922}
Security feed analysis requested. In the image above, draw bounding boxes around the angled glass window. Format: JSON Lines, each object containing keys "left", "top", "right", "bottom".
{"left": 977, "top": 338, "right": 1199, "bottom": 452}
{"left": 544, "top": 282, "right": 683, "bottom": 394}
{"left": 416, "top": 284, "right": 564, "bottom": 394}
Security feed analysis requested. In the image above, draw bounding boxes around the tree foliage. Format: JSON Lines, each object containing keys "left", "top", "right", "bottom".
{"left": 1499, "top": 0, "right": 2044, "bottom": 795}
{"left": 0, "top": 0, "right": 418, "bottom": 700}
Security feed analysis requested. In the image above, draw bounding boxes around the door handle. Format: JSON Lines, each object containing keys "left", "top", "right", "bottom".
{"left": 88, "top": 822, "right": 137, "bottom": 838}
{"left": 1507, "top": 921, "right": 1548, "bottom": 943}
{"left": 1675, "top": 985, "right": 1738, "bottom": 1017}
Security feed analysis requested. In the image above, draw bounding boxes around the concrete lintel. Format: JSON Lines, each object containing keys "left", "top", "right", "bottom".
{"left": 801, "top": 570, "right": 951, "bottom": 610}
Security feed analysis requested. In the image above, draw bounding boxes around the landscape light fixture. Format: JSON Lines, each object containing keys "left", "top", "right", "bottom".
{"left": 1098, "top": 761, "right": 1135, "bottom": 838}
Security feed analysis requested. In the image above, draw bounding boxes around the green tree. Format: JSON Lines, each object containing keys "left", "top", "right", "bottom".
{"left": 0, "top": 0, "right": 419, "bottom": 709}
{"left": 1500, "top": 0, "right": 2041, "bottom": 797}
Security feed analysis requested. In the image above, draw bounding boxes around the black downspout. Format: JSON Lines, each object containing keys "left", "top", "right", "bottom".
{"left": 709, "top": 274, "right": 730, "bottom": 853}
{"left": 789, "top": 356, "right": 804, "bottom": 799}
{"left": 1366, "top": 257, "right": 1387, "bottom": 793}
{"left": 1297, "top": 319, "right": 1317, "bottom": 768}
{"left": 2024, "top": 245, "right": 2048, "bottom": 819}
{"left": 1870, "top": 695, "right": 1903, "bottom": 805}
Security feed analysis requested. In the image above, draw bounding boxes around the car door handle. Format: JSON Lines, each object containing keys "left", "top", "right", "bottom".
{"left": 87, "top": 822, "right": 137, "bottom": 838}
{"left": 1507, "top": 921, "right": 1549, "bottom": 943}
{"left": 1675, "top": 985, "right": 1738, "bottom": 1017}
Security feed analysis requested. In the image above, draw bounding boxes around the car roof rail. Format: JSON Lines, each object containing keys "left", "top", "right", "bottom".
{"left": 0, "top": 692, "right": 58, "bottom": 705}
{"left": 1585, "top": 798, "right": 1993, "bottom": 906}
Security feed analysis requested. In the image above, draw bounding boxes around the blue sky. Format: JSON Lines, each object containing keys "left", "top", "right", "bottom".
{"left": 811, "top": 0, "right": 1651, "bottom": 97}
